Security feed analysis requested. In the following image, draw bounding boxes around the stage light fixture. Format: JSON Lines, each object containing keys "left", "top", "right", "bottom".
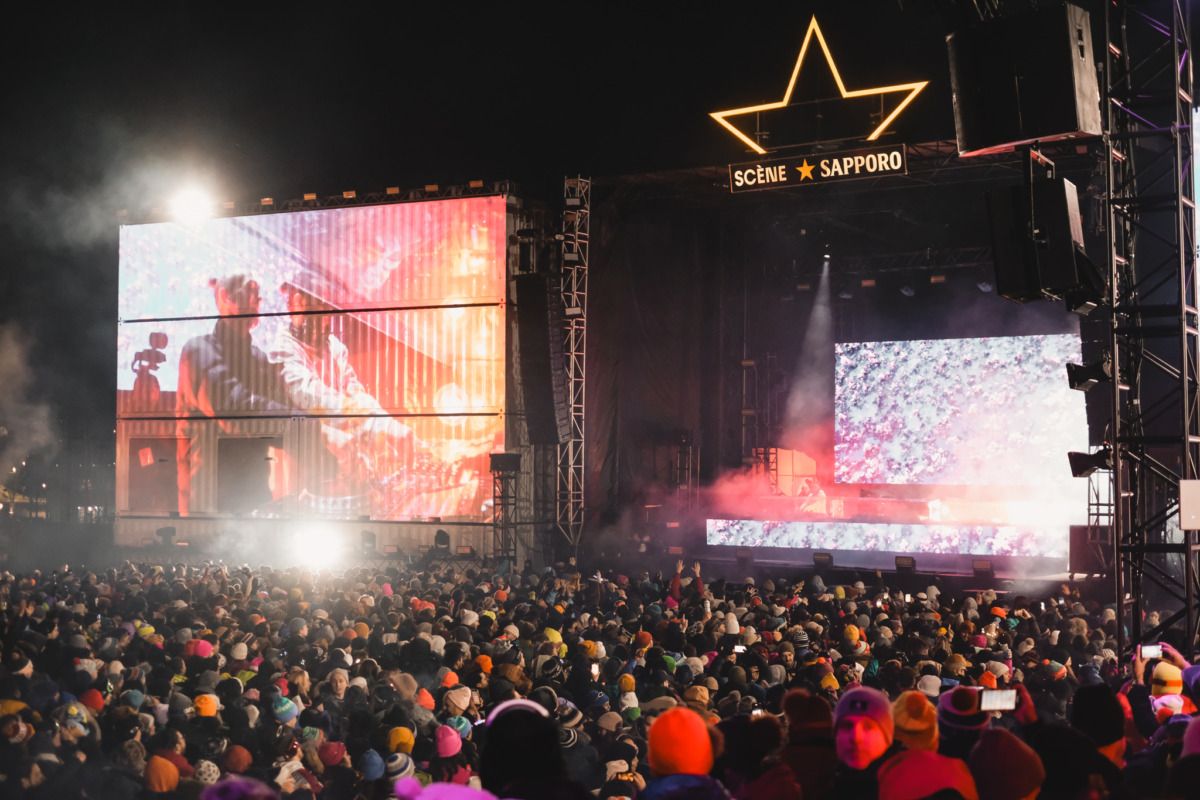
{"left": 222, "top": 200, "right": 236, "bottom": 211}
{"left": 972, "top": 559, "right": 994, "bottom": 579}
{"left": 1068, "top": 448, "right": 1111, "bottom": 478}
{"left": 860, "top": 278, "right": 876, "bottom": 288}
{"left": 168, "top": 186, "right": 215, "bottom": 223}
{"left": 469, "top": 179, "right": 485, "bottom": 189}
{"left": 303, "top": 192, "right": 318, "bottom": 202}
{"left": 813, "top": 552, "right": 833, "bottom": 569}
{"left": 424, "top": 184, "right": 440, "bottom": 193}
{"left": 900, "top": 285, "right": 916, "bottom": 297}
{"left": 342, "top": 190, "right": 357, "bottom": 199}
{"left": 1066, "top": 356, "right": 1111, "bottom": 392}
{"left": 385, "top": 186, "right": 401, "bottom": 196}
{"left": 260, "top": 197, "right": 274, "bottom": 208}
{"left": 930, "top": 274, "right": 947, "bottom": 284}
{"left": 976, "top": 281, "right": 994, "bottom": 293}
{"left": 837, "top": 289, "right": 853, "bottom": 300}
{"left": 895, "top": 555, "right": 916, "bottom": 574}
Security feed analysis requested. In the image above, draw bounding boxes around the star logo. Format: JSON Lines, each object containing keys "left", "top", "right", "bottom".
{"left": 796, "top": 160, "right": 815, "bottom": 180}
{"left": 709, "top": 17, "right": 929, "bottom": 155}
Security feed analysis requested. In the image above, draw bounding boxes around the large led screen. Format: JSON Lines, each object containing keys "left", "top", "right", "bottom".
{"left": 117, "top": 196, "right": 506, "bottom": 522}
{"left": 835, "top": 334, "right": 1086, "bottom": 487}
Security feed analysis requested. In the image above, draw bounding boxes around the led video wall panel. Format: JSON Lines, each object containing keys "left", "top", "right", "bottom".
{"left": 834, "top": 334, "right": 1086, "bottom": 487}
{"left": 117, "top": 196, "right": 506, "bottom": 522}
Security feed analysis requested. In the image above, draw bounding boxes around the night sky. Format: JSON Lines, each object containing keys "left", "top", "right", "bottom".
{"left": 0, "top": 3, "right": 1061, "bottom": 456}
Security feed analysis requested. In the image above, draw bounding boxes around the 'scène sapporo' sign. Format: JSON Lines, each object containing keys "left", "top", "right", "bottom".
{"left": 728, "top": 144, "right": 907, "bottom": 193}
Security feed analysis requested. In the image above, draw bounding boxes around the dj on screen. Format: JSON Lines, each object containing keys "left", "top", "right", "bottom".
{"left": 175, "top": 273, "right": 288, "bottom": 515}
{"left": 270, "top": 269, "right": 415, "bottom": 499}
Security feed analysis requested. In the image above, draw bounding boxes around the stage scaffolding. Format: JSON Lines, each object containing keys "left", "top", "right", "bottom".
{"left": 1102, "top": 0, "right": 1198, "bottom": 654}
{"left": 557, "top": 178, "right": 590, "bottom": 550}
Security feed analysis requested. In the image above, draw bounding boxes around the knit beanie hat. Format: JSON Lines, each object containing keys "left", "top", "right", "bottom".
{"left": 386, "top": 752, "right": 416, "bottom": 779}
{"left": 224, "top": 744, "right": 252, "bottom": 774}
{"left": 1070, "top": 684, "right": 1125, "bottom": 746}
{"left": 916, "top": 674, "right": 942, "bottom": 699}
{"left": 194, "top": 759, "right": 220, "bottom": 785}
{"left": 416, "top": 688, "right": 435, "bottom": 711}
{"left": 892, "top": 691, "right": 939, "bottom": 752}
{"left": 319, "top": 741, "right": 347, "bottom": 767}
{"left": 272, "top": 695, "right": 299, "bottom": 724}
{"left": 358, "top": 749, "right": 385, "bottom": 781}
{"left": 648, "top": 707, "right": 714, "bottom": 776}
{"left": 445, "top": 686, "right": 472, "bottom": 713}
{"left": 194, "top": 693, "right": 220, "bottom": 718}
{"left": 618, "top": 674, "right": 636, "bottom": 693}
{"left": 230, "top": 642, "right": 248, "bottom": 661}
{"left": 968, "top": 728, "right": 1045, "bottom": 800}
{"left": 877, "top": 749, "right": 979, "bottom": 800}
{"left": 1153, "top": 661, "right": 1185, "bottom": 697}
{"left": 782, "top": 688, "right": 833, "bottom": 734}
{"left": 436, "top": 724, "right": 462, "bottom": 758}
{"left": 144, "top": 755, "right": 180, "bottom": 793}
{"left": 389, "top": 725, "right": 416, "bottom": 754}
{"left": 834, "top": 687, "right": 894, "bottom": 746}
{"left": 937, "top": 686, "right": 989, "bottom": 732}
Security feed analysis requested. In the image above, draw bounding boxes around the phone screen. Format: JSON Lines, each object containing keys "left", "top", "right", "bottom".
{"left": 591, "top": 663, "right": 600, "bottom": 679}
{"left": 1140, "top": 643, "right": 1164, "bottom": 660}
{"left": 980, "top": 689, "right": 1017, "bottom": 712}
{"left": 733, "top": 645, "right": 746, "bottom": 653}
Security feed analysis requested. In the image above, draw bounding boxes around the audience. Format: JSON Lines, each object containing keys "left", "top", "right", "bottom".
{"left": 0, "top": 556, "right": 1182, "bottom": 798}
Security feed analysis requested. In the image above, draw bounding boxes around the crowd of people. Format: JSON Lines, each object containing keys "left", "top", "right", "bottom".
{"left": 0, "top": 554, "right": 1194, "bottom": 799}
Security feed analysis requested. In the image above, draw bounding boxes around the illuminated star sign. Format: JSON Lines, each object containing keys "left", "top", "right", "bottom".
{"left": 709, "top": 16, "right": 929, "bottom": 155}
{"left": 797, "top": 160, "right": 815, "bottom": 180}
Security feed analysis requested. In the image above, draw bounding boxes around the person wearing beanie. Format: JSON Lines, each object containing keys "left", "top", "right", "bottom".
{"left": 831, "top": 687, "right": 898, "bottom": 798}
{"left": 389, "top": 725, "right": 416, "bottom": 754}
{"left": 968, "top": 728, "right": 1045, "bottom": 800}
{"left": 358, "top": 748, "right": 386, "bottom": 782}
{"left": 643, "top": 708, "right": 728, "bottom": 800}
{"left": 937, "top": 686, "right": 989, "bottom": 760}
{"left": 1153, "top": 661, "right": 1185, "bottom": 697}
{"left": 224, "top": 744, "right": 253, "bottom": 774}
{"left": 892, "top": 691, "right": 939, "bottom": 752}
{"left": 272, "top": 694, "right": 299, "bottom": 726}
{"left": 877, "top": 749, "right": 979, "bottom": 800}
{"left": 386, "top": 751, "right": 416, "bottom": 780}
{"left": 780, "top": 689, "right": 837, "bottom": 800}
{"left": 144, "top": 754, "right": 180, "bottom": 795}
{"left": 429, "top": 725, "right": 474, "bottom": 785}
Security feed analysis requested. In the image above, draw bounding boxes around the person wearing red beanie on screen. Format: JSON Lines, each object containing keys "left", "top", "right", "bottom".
{"left": 641, "top": 707, "right": 728, "bottom": 800}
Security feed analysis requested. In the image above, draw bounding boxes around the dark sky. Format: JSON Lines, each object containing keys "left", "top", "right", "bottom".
{"left": 0, "top": 3, "right": 967, "bottom": 445}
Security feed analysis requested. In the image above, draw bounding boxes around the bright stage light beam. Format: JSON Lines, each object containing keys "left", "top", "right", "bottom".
{"left": 290, "top": 523, "right": 344, "bottom": 570}
{"left": 168, "top": 186, "right": 215, "bottom": 223}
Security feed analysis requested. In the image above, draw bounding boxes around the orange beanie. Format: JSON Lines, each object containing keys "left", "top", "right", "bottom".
{"left": 648, "top": 707, "right": 714, "bottom": 776}
{"left": 145, "top": 755, "right": 180, "bottom": 793}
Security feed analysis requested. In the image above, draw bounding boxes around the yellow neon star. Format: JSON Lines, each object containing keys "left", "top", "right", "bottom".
{"left": 709, "top": 17, "right": 929, "bottom": 155}
{"left": 797, "top": 159, "right": 815, "bottom": 180}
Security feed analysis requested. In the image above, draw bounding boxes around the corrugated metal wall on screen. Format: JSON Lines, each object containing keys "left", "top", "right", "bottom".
{"left": 117, "top": 306, "right": 505, "bottom": 418}
{"left": 117, "top": 415, "right": 500, "bottom": 521}
{"left": 118, "top": 196, "right": 506, "bottom": 322}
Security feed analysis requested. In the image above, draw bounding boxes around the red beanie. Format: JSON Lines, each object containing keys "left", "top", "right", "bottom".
{"left": 648, "top": 707, "right": 713, "bottom": 776}
{"left": 224, "top": 744, "right": 252, "bottom": 774}
{"left": 79, "top": 688, "right": 105, "bottom": 714}
{"left": 878, "top": 749, "right": 979, "bottom": 800}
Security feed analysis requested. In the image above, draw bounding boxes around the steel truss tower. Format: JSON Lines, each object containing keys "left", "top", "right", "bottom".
{"left": 557, "top": 178, "right": 590, "bottom": 550}
{"left": 1106, "top": 0, "right": 1197, "bottom": 653}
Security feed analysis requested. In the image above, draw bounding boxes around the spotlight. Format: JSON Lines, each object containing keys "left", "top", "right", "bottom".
{"left": 976, "top": 281, "right": 994, "bottom": 293}
{"left": 291, "top": 524, "right": 343, "bottom": 569}
{"left": 972, "top": 559, "right": 994, "bottom": 580}
{"left": 168, "top": 186, "right": 214, "bottom": 223}
{"left": 813, "top": 552, "right": 834, "bottom": 569}
{"left": 1066, "top": 357, "right": 1111, "bottom": 392}
{"left": 900, "top": 285, "right": 916, "bottom": 297}
{"left": 1068, "top": 448, "right": 1111, "bottom": 478}
{"left": 895, "top": 555, "right": 916, "bottom": 574}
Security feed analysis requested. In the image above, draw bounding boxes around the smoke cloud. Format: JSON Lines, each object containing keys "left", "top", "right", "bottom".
{"left": 0, "top": 324, "right": 58, "bottom": 470}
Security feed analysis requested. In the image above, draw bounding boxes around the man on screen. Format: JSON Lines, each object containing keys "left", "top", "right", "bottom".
{"left": 270, "top": 271, "right": 414, "bottom": 499}
{"left": 176, "top": 274, "right": 288, "bottom": 515}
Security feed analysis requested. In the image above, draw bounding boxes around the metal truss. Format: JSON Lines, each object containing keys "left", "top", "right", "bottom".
{"left": 492, "top": 467, "right": 518, "bottom": 564}
{"left": 1105, "top": 0, "right": 1197, "bottom": 653}
{"left": 556, "top": 178, "right": 590, "bottom": 549}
